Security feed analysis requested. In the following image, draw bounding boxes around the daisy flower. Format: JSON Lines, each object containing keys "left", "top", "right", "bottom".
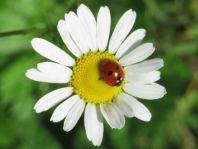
{"left": 25, "top": 4, "right": 166, "bottom": 146}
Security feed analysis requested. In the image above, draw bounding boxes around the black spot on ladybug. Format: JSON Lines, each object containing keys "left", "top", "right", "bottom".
{"left": 107, "top": 70, "right": 113, "bottom": 76}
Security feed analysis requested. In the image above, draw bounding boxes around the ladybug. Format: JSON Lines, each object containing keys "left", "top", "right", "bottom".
{"left": 99, "top": 59, "right": 124, "bottom": 86}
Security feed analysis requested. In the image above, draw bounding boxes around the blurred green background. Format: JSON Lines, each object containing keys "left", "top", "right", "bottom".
{"left": 0, "top": 0, "right": 198, "bottom": 149}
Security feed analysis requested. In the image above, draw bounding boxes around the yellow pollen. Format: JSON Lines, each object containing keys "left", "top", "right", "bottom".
{"left": 71, "top": 51, "right": 124, "bottom": 104}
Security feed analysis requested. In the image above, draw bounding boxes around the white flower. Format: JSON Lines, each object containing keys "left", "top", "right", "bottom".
{"left": 25, "top": 4, "right": 166, "bottom": 146}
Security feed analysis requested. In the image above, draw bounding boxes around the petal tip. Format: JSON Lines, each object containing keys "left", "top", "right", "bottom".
{"left": 63, "top": 126, "right": 70, "bottom": 132}
{"left": 31, "top": 38, "right": 37, "bottom": 47}
{"left": 163, "top": 88, "right": 167, "bottom": 96}
{"left": 146, "top": 116, "right": 152, "bottom": 122}
{"left": 25, "top": 69, "right": 35, "bottom": 80}
{"left": 79, "top": 3, "right": 86, "bottom": 8}
{"left": 50, "top": 116, "right": 59, "bottom": 123}
{"left": 34, "top": 106, "right": 42, "bottom": 113}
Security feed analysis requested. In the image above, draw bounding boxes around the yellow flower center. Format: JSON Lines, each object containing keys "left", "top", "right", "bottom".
{"left": 71, "top": 51, "right": 124, "bottom": 104}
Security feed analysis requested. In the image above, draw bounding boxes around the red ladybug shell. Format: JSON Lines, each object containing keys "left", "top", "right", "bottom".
{"left": 99, "top": 59, "right": 124, "bottom": 86}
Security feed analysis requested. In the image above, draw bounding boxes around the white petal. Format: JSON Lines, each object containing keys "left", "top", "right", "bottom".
{"left": 26, "top": 68, "right": 54, "bottom": 83}
{"left": 108, "top": 9, "right": 136, "bottom": 53}
{"left": 37, "top": 61, "right": 72, "bottom": 81}
{"left": 100, "top": 103, "right": 125, "bottom": 129}
{"left": 118, "top": 93, "right": 151, "bottom": 121}
{"left": 34, "top": 87, "right": 73, "bottom": 113}
{"left": 57, "top": 20, "right": 82, "bottom": 57}
{"left": 25, "top": 67, "right": 71, "bottom": 84}
{"left": 65, "top": 12, "right": 90, "bottom": 54}
{"left": 50, "top": 95, "right": 79, "bottom": 122}
{"left": 124, "top": 83, "right": 167, "bottom": 100}
{"left": 114, "top": 97, "right": 134, "bottom": 118}
{"left": 124, "top": 58, "right": 164, "bottom": 73}
{"left": 125, "top": 71, "right": 160, "bottom": 84}
{"left": 84, "top": 104, "right": 103, "bottom": 146}
{"left": 31, "top": 38, "right": 75, "bottom": 66}
{"left": 97, "top": 6, "right": 111, "bottom": 51}
{"left": 116, "top": 29, "right": 146, "bottom": 58}
{"left": 26, "top": 62, "right": 72, "bottom": 83}
{"left": 120, "top": 43, "right": 155, "bottom": 66}
{"left": 77, "top": 4, "right": 97, "bottom": 51}
{"left": 63, "top": 98, "right": 85, "bottom": 132}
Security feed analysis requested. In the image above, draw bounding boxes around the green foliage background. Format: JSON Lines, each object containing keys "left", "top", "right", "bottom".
{"left": 0, "top": 0, "right": 198, "bottom": 149}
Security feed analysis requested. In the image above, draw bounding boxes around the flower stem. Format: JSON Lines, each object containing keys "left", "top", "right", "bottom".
{"left": 0, "top": 26, "right": 56, "bottom": 38}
